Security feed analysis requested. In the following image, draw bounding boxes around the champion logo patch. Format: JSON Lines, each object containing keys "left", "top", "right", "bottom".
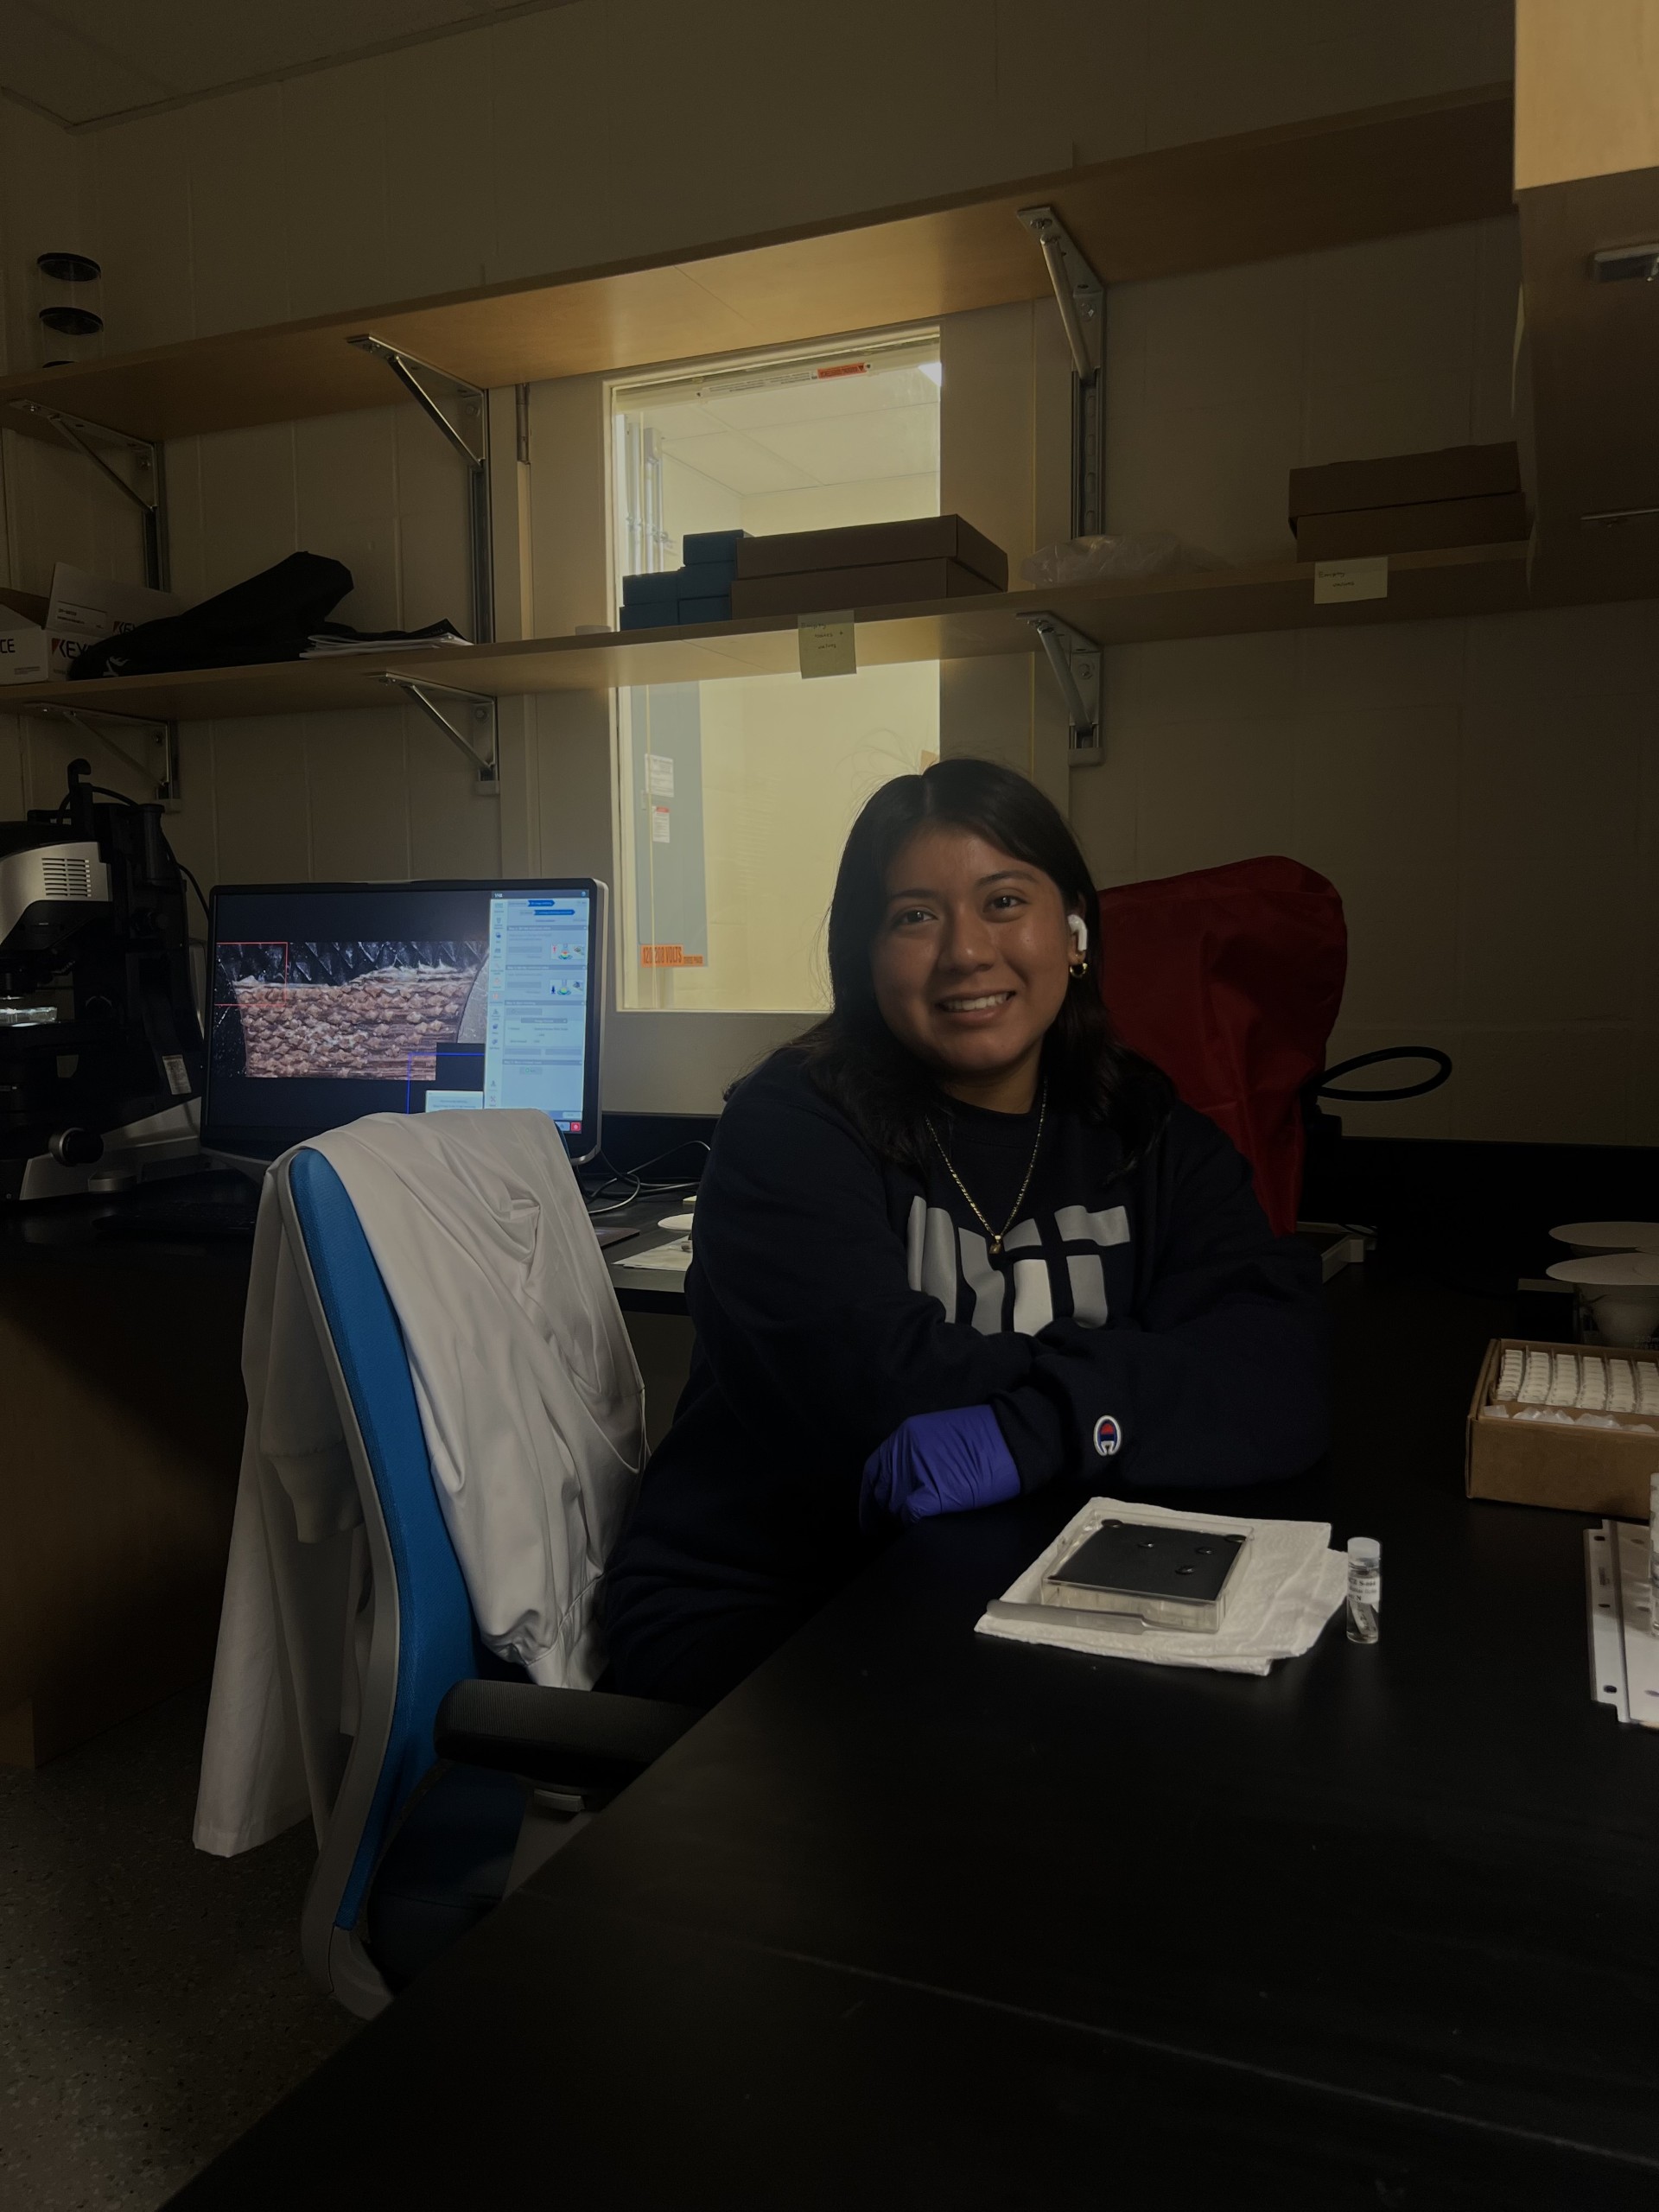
{"left": 1093, "top": 1414, "right": 1122, "bottom": 1458}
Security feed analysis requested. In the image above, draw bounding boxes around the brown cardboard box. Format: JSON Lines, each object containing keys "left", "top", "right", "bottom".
{"left": 1295, "top": 491, "right": 1529, "bottom": 561}
{"left": 1465, "top": 1338, "right": 1659, "bottom": 1518}
{"left": 1290, "top": 441, "right": 1521, "bottom": 518}
{"left": 0, "top": 588, "right": 48, "bottom": 629}
{"left": 734, "top": 515, "right": 1007, "bottom": 590}
{"left": 1289, "top": 441, "right": 1528, "bottom": 561}
{"left": 730, "top": 557, "right": 1002, "bottom": 619}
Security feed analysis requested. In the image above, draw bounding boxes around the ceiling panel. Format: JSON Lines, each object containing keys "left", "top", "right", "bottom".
{"left": 0, "top": 0, "right": 542, "bottom": 124}
{"left": 658, "top": 432, "right": 817, "bottom": 498}
{"left": 745, "top": 406, "right": 940, "bottom": 485}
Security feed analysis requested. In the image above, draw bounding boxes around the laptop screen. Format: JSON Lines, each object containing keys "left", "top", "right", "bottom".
{"left": 203, "top": 878, "right": 605, "bottom": 1165}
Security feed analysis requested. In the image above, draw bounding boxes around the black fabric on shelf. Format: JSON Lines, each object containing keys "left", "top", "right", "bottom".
{"left": 70, "top": 552, "right": 353, "bottom": 680}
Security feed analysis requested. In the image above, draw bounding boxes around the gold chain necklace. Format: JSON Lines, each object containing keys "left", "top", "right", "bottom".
{"left": 925, "top": 1082, "right": 1046, "bottom": 1258}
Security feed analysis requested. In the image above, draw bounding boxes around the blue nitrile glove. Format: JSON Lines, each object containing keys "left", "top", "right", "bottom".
{"left": 859, "top": 1405, "right": 1021, "bottom": 1533}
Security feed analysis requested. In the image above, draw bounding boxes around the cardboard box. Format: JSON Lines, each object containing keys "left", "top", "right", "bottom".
{"left": 734, "top": 515, "right": 1007, "bottom": 590}
{"left": 0, "top": 625, "right": 88, "bottom": 683}
{"left": 1465, "top": 1338, "right": 1659, "bottom": 1518}
{"left": 1290, "top": 442, "right": 1521, "bottom": 518}
{"left": 46, "top": 561, "right": 179, "bottom": 639}
{"left": 0, "top": 588, "right": 48, "bottom": 629}
{"left": 1289, "top": 442, "right": 1528, "bottom": 561}
{"left": 730, "top": 557, "right": 1001, "bottom": 618}
{"left": 683, "top": 529, "right": 748, "bottom": 564}
{"left": 1295, "top": 491, "right": 1529, "bottom": 561}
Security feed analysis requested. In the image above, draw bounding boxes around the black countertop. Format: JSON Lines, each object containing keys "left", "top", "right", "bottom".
{"left": 165, "top": 1261, "right": 1658, "bottom": 2207}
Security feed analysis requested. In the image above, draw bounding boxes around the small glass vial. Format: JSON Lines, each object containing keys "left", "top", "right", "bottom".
{"left": 1346, "top": 1536, "right": 1381, "bottom": 1644}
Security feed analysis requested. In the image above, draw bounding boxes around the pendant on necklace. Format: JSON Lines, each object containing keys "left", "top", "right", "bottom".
{"left": 989, "top": 1236, "right": 1002, "bottom": 1257}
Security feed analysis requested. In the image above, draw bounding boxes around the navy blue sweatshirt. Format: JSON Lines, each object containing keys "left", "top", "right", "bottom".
{"left": 601, "top": 1050, "right": 1328, "bottom": 1703}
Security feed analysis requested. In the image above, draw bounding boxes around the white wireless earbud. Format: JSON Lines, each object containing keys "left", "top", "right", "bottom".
{"left": 1067, "top": 914, "right": 1090, "bottom": 957}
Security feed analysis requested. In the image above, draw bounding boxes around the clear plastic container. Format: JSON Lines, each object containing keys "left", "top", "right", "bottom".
{"left": 1346, "top": 1536, "right": 1381, "bottom": 1644}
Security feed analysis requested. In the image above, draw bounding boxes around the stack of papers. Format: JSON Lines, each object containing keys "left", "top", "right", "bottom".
{"left": 302, "top": 619, "right": 468, "bottom": 658}
{"left": 976, "top": 1496, "right": 1347, "bottom": 1675}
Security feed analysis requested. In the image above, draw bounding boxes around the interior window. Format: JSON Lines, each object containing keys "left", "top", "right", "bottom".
{"left": 609, "top": 334, "right": 941, "bottom": 1012}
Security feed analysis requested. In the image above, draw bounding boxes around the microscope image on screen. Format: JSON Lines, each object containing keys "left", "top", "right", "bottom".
{"left": 213, "top": 939, "right": 489, "bottom": 1084}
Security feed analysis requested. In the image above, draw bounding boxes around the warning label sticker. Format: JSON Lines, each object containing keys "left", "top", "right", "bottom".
{"left": 640, "top": 944, "right": 706, "bottom": 969}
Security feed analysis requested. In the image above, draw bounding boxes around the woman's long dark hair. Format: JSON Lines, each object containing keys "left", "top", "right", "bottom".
{"left": 779, "top": 757, "right": 1135, "bottom": 1170}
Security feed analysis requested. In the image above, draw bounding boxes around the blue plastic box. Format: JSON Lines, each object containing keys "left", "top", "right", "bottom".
{"left": 621, "top": 569, "right": 683, "bottom": 606}
{"left": 679, "top": 557, "right": 739, "bottom": 594}
{"left": 682, "top": 529, "right": 749, "bottom": 564}
{"left": 678, "top": 595, "right": 731, "bottom": 624}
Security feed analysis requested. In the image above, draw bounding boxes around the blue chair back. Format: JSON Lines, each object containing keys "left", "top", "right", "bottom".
{"left": 280, "top": 1147, "right": 497, "bottom": 2007}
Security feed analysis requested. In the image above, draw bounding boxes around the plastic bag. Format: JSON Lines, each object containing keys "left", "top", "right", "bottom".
{"left": 1020, "top": 533, "right": 1223, "bottom": 588}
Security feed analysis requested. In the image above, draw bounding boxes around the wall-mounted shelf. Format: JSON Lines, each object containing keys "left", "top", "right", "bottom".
{"left": 0, "top": 542, "right": 1588, "bottom": 727}
{"left": 0, "top": 87, "right": 1512, "bottom": 448}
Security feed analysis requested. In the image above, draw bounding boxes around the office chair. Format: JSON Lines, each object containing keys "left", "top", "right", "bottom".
{"left": 276, "top": 1145, "right": 696, "bottom": 2018}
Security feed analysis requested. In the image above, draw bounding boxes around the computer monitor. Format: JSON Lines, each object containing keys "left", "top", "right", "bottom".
{"left": 202, "top": 878, "right": 606, "bottom": 1166}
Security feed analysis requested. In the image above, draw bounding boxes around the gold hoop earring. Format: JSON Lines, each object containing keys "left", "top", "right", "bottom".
{"left": 1068, "top": 955, "right": 1089, "bottom": 981}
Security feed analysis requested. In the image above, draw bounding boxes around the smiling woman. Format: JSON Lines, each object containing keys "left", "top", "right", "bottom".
{"left": 600, "top": 760, "right": 1332, "bottom": 1708}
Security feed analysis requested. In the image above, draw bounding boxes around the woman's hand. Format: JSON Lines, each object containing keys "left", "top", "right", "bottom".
{"left": 859, "top": 1405, "right": 1020, "bottom": 1532}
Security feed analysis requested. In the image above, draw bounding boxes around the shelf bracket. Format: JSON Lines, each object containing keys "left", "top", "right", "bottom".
{"left": 348, "top": 334, "right": 493, "bottom": 645}
{"left": 1019, "top": 612, "right": 1103, "bottom": 767}
{"left": 29, "top": 702, "right": 181, "bottom": 809}
{"left": 5, "top": 400, "right": 170, "bottom": 591}
{"left": 1018, "top": 205, "right": 1104, "bottom": 540}
{"left": 378, "top": 674, "right": 498, "bottom": 790}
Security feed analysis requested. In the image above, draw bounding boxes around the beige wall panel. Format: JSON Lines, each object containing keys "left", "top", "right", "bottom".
{"left": 607, "top": 0, "right": 1001, "bottom": 264}
{"left": 281, "top": 61, "right": 391, "bottom": 323}
{"left": 1456, "top": 695, "right": 1643, "bottom": 1029}
{"left": 165, "top": 728, "right": 219, "bottom": 893}
{"left": 531, "top": 690, "right": 613, "bottom": 881}
{"left": 995, "top": 0, "right": 1147, "bottom": 170}
{"left": 305, "top": 710, "right": 410, "bottom": 880}
{"left": 188, "top": 86, "right": 288, "bottom": 338}
{"left": 1516, "top": 0, "right": 1659, "bottom": 190}
{"left": 382, "top": 35, "right": 493, "bottom": 302}
{"left": 489, "top": 7, "right": 618, "bottom": 284}
{"left": 211, "top": 722, "right": 313, "bottom": 880}
{"left": 1447, "top": 1026, "right": 1633, "bottom": 1145}
{"left": 195, "top": 423, "right": 298, "bottom": 593}
{"left": 604, "top": 1009, "right": 804, "bottom": 1114}
{"left": 407, "top": 712, "right": 501, "bottom": 880}
{"left": 0, "top": 429, "right": 144, "bottom": 594}
{"left": 1, "top": 98, "right": 94, "bottom": 375}
{"left": 3, "top": 2, "right": 1513, "bottom": 375}
{"left": 1147, "top": 0, "right": 1512, "bottom": 153}
{"left": 526, "top": 372, "right": 609, "bottom": 637}
{"left": 88, "top": 110, "right": 192, "bottom": 357}
{"left": 1077, "top": 592, "right": 1659, "bottom": 1148}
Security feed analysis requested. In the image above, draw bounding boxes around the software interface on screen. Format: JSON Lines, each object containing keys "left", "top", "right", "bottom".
{"left": 206, "top": 882, "right": 599, "bottom": 1154}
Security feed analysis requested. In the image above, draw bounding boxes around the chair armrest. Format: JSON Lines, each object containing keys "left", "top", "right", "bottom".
{"left": 434, "top": 1678, "right": 700, "bottom": 1797}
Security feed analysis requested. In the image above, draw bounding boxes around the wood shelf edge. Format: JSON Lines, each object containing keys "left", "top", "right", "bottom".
{"left": 0, "top": 543, "right": 1555, "bottom": 726}
{"left": 0, "top": 86, "right": 1516, "bottom": 445}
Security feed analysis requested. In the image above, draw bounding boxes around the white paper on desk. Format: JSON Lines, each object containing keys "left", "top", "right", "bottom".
{"left": 976, "top": 1495, "right": 1346, "bottom": 1675}
{"left": 620, "top": 1239, "right": 693, "bottom": 1275}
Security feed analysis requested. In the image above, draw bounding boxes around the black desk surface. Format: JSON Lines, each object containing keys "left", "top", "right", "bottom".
{"left": 168, "top": 1264, "right": 1659, "bottom": 2209}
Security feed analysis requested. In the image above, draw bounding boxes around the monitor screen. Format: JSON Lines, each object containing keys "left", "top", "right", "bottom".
{"left": 203, "top": 878, "right": 605, "bottom": 1165}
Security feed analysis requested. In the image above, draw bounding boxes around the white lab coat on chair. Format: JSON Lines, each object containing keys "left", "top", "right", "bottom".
{"left": 194, "top": 1109, "right": 645, "bottom": 1858}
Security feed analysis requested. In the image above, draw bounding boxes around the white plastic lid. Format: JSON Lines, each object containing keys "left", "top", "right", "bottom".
{"left": 1347, "top": 1536, "right": 1381, "bottom": 1565}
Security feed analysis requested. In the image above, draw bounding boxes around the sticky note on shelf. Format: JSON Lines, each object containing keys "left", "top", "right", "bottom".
{"left": 798, "top": 611, "right": 856, "bottom": 678}
{"left": 1313, "top": 556, "right": 1388, "bottom": 606}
